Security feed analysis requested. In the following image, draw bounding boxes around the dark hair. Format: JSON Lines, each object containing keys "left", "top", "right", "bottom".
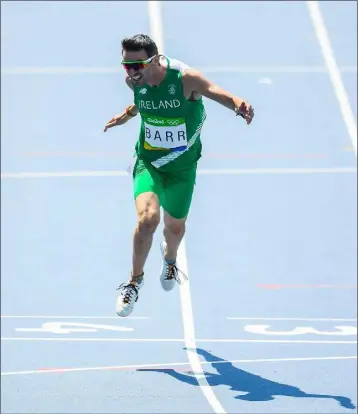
{"left": 121, "top": 34, "right": 158, "bottom": 58}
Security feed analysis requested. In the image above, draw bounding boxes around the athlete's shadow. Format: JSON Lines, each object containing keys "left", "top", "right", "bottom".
{"left": 137, "top": 348, "right": 355, "bottom": 410}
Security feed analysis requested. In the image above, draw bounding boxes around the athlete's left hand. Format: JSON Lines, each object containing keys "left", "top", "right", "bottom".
{"left": 235, "top": 101, "right": 254, "bottom": 125}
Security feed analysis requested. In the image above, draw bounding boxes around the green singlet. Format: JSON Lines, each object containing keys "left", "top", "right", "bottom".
{"left": 130, "top": 56, "right": 207, "bottom": 219}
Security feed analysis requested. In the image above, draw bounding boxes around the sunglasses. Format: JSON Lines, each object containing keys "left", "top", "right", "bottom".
{"left": 121, "top": 55, "right": 156, "bottom": 71}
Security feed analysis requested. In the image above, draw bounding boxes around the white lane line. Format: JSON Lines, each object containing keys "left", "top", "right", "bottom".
{"left": 1, "top": 170, "right": 129, "bottom": 178}
{"left": 1, "top": 167, "right": 356, "bottom": 179}
{"left": 1, "top": 65, "right": 357, "bottom": 74}
{"left": 227, "top": 317, "right": 357, "bottom": 321}
{"left": 147, "top": 1, "right": 164, "bottom": 54}
{"left": 147, "top": 2, "right": 225, "bottom": 413}
{"left": 200, "top": 65, "right": 357, "bottom": 74}
{"left": 2, "top": 356, "right": 356, "bottom": 377}
{"left": 198, "top": 167, "right": 357, "bottom": 175}
{"left": 4, "top": 316, "right": 355, "bottom": 321}
{"left": 306, "top": 1, "right": 357, "bottom": 155}
{"left": 1, "top": 337, "right": 184, "bottom": 342}
{"left": 1, "top": 337, "right": 356, "bottom": 344}
{"left": 177, "top": 242, "right": 226, "bottom": 413}
{"left": 0, "top": 315, "right": 150, "bottom": 319}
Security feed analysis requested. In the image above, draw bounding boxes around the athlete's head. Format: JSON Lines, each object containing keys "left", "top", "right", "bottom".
{"left": 121, "top": 34, "right": 160, "bottom": 85}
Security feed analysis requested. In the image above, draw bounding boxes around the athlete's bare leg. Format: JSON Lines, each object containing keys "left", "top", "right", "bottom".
{"left": 131, "top": 192, "right": 160, "bottom": 279}
{"left": 162, "top": 211, "right": 187, "bottom": 262}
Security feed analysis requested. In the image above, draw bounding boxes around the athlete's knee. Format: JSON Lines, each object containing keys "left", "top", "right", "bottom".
{"left": 164, "top": 215, "right": 186, "bottom": 237}
{"left": 137, "top": 208, "right": 160, "bottom": 234}
{"left": 135, "top": 192, "right": 161, "bottom": 234}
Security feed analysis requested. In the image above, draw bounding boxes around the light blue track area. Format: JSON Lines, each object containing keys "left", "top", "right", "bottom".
{"left": 1, "top": 1, "right": 357, "bottom": 413}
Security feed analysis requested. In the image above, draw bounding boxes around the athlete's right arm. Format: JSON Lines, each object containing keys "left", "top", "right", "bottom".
{"left": 103, "top": 76, "right": 138, "bottom": 132}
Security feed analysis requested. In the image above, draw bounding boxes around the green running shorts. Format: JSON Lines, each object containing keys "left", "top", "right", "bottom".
{"left": 132, "top": 157, "right": 197, "bottom": 219}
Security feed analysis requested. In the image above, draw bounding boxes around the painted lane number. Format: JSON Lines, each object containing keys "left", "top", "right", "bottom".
{"left": 15, "top": 322, "right": 134, "bottom": 334}
{"left": 244, "top": 325, "right": 357, "bottom": 336}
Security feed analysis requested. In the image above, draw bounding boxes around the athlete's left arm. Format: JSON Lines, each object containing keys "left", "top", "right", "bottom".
{"left": 182, "top": 69, "right": 254, "bottom": 124}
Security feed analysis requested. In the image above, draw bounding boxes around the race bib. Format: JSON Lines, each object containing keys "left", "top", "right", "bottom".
{"left": 142, "top": 114, "right": 187, "bottom": 151}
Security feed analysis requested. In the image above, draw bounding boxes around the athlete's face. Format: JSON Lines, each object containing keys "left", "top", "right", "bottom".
{"left": 122, "top": 49, "right": 158, "bottom": 85}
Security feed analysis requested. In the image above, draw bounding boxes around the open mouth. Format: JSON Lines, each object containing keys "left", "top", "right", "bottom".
{"left": 131, "top": 74, "right": 143, "bottom": 82}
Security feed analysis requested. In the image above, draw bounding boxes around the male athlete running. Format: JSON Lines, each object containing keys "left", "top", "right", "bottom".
{"left": 104, "top": 34, "right": 254, "bottom": 317}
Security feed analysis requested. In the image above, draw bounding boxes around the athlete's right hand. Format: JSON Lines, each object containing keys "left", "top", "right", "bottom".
{"left": 104, "top": 112, "right": 129, "bottom": 132}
